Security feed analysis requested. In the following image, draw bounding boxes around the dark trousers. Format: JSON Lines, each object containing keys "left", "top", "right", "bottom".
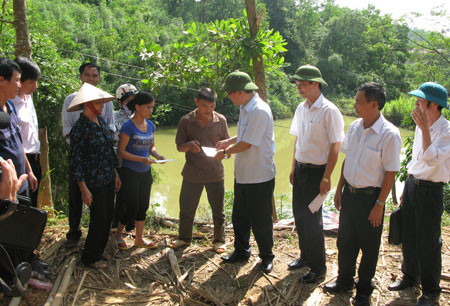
{"left": 118, "top": 168, "right": 152, "bottom": 225}
{"left": 112, "top": 167, "right": 126, "bottom": 229}
{"left": 401, "top": 177, "right": 443, "bottom": 296}
{"left": 292, "top": 164, "right": 326, "bottom": 274}
{"left": 81, "top": 182, "right": 114, "bottom": 265}
{"left": 66, "top": 173, "right": 83, "bottom": 241}
{"left": 233, "top": 178, "right": 275, "bottom": 261}
{"left": 178, "top": 179, "right": 225, "bottom": 243}
{"left": 26, "top": 153, "right": 41, "bottom": 208}
{"left": 337, "top": 186, "right": 382, "bottom": 295}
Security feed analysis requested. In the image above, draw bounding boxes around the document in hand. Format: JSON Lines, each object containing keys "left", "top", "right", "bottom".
{"left": 308, "top": 193, "right": 328, "bottom": 213}
{"left": 202, "top": 146, "right": 218, "bottom": 158}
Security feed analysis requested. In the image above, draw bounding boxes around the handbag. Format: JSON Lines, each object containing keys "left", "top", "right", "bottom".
{"left": 0, "top": 195, "right": 47, "bottom": 251}
{"left": 388, "top": 207, "right": 402, "bottom": 245}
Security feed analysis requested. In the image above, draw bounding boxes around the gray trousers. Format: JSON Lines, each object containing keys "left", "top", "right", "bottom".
{"left": 178, "top": 179, "right": 225, "bottom": 243}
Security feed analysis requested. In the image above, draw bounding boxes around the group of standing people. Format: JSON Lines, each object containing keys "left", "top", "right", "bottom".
{"left": 1, "top": 56, "right": 449, "bottom": 306}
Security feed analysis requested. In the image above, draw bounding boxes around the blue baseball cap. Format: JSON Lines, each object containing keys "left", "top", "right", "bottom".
{"left": 408, "top": 82, "right": 448, "bottom": 109}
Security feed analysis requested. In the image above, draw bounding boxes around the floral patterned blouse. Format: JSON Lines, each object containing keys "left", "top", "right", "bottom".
{"left": 70, "top": 113, "right": 118, "bottom": 189}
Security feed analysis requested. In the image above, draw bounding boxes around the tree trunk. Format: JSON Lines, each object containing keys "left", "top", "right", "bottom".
{"left": 13, "top": 0, "right": 32, "bottom": 58}
{"left": 38, "top": 127, "right": 54, "bottom": 215}
{"left": 245, "top": 0, "right": 267, "bottom": 102}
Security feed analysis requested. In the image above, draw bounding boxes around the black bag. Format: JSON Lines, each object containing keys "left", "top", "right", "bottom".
{"left": 388, "top": 207, "right": 402, "bottom": 245}
{"left": 0, "top": 196, "right": 47, "bottom": 251}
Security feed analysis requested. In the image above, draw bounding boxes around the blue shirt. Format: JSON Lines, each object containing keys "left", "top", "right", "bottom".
{"left": 0, "top": 101, "right": 28, "bottom": 194}
{"left": 120, "top": 119, "right": 155, "bottom": 173}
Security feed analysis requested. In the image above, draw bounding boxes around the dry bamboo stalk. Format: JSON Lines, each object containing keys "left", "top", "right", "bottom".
{"left": 51, "top": 256, "right": 77, "bottom": 306}
{"left": 125, "top": 269, "right": 136, "bottom": 287}
{"left": 44, "top": 258, "right": 71, "bottom": 306}
{"left": 71, "top": 270, "right": 88, "bottom": 306}
{"left": 305, "top": 287, "right": 323, "bottom": 306}
{"left": 98, "top": 269, "right": 114, "bottom": 284}
{"left": 200, "top": 253, "right": 231, "bottom": 277}
{"left": 185, "top": 284, "right": 225, "bottom": 306}
{"left": 114, "top": 260, "right": 121, "bottom": 289}
{"left": 41, "top": 238, "right": 66, "bottom": 261}
{"left": 165, "top": 248, "right": 181, "bottom": 279}
{"left": 262, "top": 273, "right": 281, "bottom": 294}
{"left": 233, "top": 265, "right": 241, "bottom": 289}
{"left": 441, "top": 273, "right": 450, "bottom": 281}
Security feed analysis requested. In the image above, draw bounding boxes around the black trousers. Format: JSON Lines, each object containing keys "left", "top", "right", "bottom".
{"left": 26, "top": 153, "right": 41, "bottom": 208}
{"left": 337, "top": 186, "right": 382, "bottom": 295}
{"left": 66, "top": 173, "right": 83, "bottom": 241}
{"left": 112, "top": 167, "right": 126, "bottom": 229}
{"left": 233, "top": 178, "right": 275, "bottom": 261}
{"left": 292, "top": 164, "right": 326, "bottom": 274}
{"left": 81, "top": 181, "right": 114, "bottom": 265}
{"left": 400, "top": 177, "right": 443, "bottom": 296}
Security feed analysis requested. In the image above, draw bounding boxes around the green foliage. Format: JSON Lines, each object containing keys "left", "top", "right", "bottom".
{"left": 383, "top": 96, "right": 415, "bottom": 127}
{"left": 224, "top": 190, "right": 234, "bottom": 223}
{"left": 396, "top": 136, "right": 413, "bottom": 183}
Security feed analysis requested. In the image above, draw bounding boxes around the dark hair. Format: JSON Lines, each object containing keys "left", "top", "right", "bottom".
{"left": 79, "top": 62, "right": 101, "bottom": 75}
{"left": 308, "top": 81, "right": 322, "bottom": 90}
{"left": 197, "top": 87, "right": 217, "bottom": 102}
{"left": 14, "top": 57, "right": 41, "bottom": 82}
{"left": 357, "top": 82, "right": 386, "bottom": 110}
{"left": 0, "top": 58, "right": 21, "bottom": 81}
{"left": 127, "top": 91, "right": 154, "bottom": 112}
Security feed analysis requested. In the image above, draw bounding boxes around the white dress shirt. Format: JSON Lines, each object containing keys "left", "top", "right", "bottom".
{"left": 11, "top": 94, "right": 40, "bottom": 153}
{"left": 342, "top": 114, "right": 401, "bottom": 188}
{"left": 290, "top": 94, "right": 344, "bottom": 165}
{"left": 408, "top": 115, "right": 450, "bottom": 183}
{"left": 61, "top": 91, "right": 115, "bottom": 143}
{"left": 235, "top": 94, "right": 276, "bottom": 184}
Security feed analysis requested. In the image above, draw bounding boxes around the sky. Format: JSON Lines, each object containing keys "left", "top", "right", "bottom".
{"left": 334, "top": 0, "right": 450, "bottom": 31}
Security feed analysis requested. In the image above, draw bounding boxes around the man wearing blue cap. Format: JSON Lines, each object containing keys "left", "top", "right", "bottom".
{"left": 388, "top": 82, "right": 449, "bottom": 306}
{"left": 215, "top": 71, "right": 276, "bottom": 273}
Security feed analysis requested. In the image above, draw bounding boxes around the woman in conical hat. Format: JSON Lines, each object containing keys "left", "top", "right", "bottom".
{"left": 68, "top": 83, "right": 121, "bottom": 268}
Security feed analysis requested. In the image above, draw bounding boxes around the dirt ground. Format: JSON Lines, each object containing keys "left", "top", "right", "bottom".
{"left": 2, "top": 222, "right": 450, "bottom": 306}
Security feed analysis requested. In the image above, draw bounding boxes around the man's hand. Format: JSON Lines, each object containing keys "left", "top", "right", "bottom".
{"left": 214, "top": 150, "right": 226, "bottom": 161}
{"left": 399, "top": 193, "right": 403, "bottom": 207}
{"left": 411, "top": 108, "right": 428, "bottom": 131}
{"left": 289, "top": 168, "right": 295, "bottom": 185}
{"left": 320, "top": 178, "right": 331, "bottom": 195}
{"left": 215, "top": 139, "right": 229, "bottom": 150}
{"left": 334, "top": 189, "right": 342, "bottom": 211}
{"left": 114, "top": 169, "right": 121, "bottom": 193}
{"left": 27, "top": 171, "right": 38, "bottom": 192}
{"left": 142, "top": 157, "right": 156, "bottom": 166}
{"left": 188, "top": 141, "right": 201, "bottom": 153}
{"left": 0, "top": 159, "right": 28, "bottom": 202}
{"left": 368, "top": 204, "right": 384, "bottom": 227}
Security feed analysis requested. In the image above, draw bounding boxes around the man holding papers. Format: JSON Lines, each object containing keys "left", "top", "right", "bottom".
{"left": 170, "top": 87, "right": 230, "bottom": 253}
{"left": 288, "top": 65, "right": 344, "bottom": 283}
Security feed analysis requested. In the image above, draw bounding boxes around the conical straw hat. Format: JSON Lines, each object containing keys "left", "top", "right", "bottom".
{"left": 67, "top": 83, "right": 114, "bottom": 112}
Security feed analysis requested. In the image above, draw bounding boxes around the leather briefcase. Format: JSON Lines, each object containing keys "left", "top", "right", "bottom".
{"left": 0, "top": 196, "right": 47, "bottom": 251}
{"left": 388, "top": 207, "right": 402, "bottom": 245}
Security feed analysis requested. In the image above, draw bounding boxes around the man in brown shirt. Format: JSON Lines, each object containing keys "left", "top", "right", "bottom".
{"left": 170, "top": 87, "right": 230, "bottom": 253}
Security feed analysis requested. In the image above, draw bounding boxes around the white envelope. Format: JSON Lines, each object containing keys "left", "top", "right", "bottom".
{"left": 308, "top": 193, "right": 328, "bottom": 214}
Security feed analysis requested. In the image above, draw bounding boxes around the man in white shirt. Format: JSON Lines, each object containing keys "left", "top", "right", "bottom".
{"left": 388, "top": 82, "right": 449, "bottom": 306}
{"left": 215, "top": 71, "right": 276, "bottom": 273}
{"left": 288, "top": 65, "right": 344, "bottom": 283}
{"left": 61, "top": 63, "right": 115, "bottom": 245}
{"left": 11, "top": 57, "right": 41, "bottom": 207}
{"left": 325, "top": 83, "right": 401, "bottom": 306}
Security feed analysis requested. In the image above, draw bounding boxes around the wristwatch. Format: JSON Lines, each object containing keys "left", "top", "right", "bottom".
{"left": 223, "top": 149, "right": 230, "bottom": 159}
{"left": 376, "top": 199, "right": 385, "bottom": 207}
{"left": 322, "top": 177, "right": 330, "bottom": 183}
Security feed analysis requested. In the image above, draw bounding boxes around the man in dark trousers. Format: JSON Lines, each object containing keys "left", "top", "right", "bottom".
{"left": 288, "top": 65, "right": 344, "bottom": 283}
{"left": 215, "top": 71, "right": 276, "bottom": 273}
{"left": 326, "top": 83, "right": 401, "bottom": 306}
{"left": 388, "top": 82, "right": 449, "bottom": 306}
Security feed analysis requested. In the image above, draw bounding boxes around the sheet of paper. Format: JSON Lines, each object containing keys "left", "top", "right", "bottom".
{"left": 202, "top": 146, "right": 218, "bottom": 157}
{"left": 153, "top": 159, "right": 176, "bottom": 164}
{"left": 308, "top": 193, "right": 327, "bottom": 214}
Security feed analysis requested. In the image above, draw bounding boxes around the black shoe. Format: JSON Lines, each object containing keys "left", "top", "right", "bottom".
{"left": 38, "top": 260, "right": 49, "bottom": 270}
{"left": 324, "top": 281, "right": 354, "bottom": 293}
{"left": 261, "top": 259, "right": 273, "bottom": 273}
{"left": 31, "top": 260, "right": 50, "bottom": 278}
{"left": 222, "top": 252, "right": 249, "bottom": 263}
{"left": 388, "top": 278, "right": 417, "bottom": 291}
{"left": 66, "top": 239, "right": 79, "bottom": 248}
{"left": 298, "top": 271, "right": 325, "bottom": 284}
{"left": 288, "top": 257, "right": 308, "bottom": 270}
{"left": 416, "top": 294, "right": 439, "bottom": 306}
{"left": 31, "top": 258, "right": 49, "bottom": 272}
{"left": 353, "top": 294, "right": 370, "bottom": 306}
{"left": 125, "top": 222, "right": 135, "bottom": 232}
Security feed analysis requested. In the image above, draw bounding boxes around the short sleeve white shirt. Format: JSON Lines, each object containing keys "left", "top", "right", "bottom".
{"left": 407, "top": 115, "right": 450, "bottom": 183}
{"left": 61, "top": 91, "right": 115, "bottom": 144}
{"left": 11, "top": 95, "right": 40, "bottom": 153}
{"left": 341, "top": 114, "right": 401, "bottom": 188}
{"left": 235, "top": 94, "right": 276, "bottom": 184}
{"left": 290, "top": 94, "right": 344, "bottom": 165}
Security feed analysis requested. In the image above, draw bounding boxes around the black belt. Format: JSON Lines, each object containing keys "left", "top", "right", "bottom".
{"left": 26, "top": 152, "right": 40, "bottom": 161}
{"left": 296, "top": 162, "right": 326, "bottom": 169}
{"left": 345, "top": 183, "right": 380, "bottom": 195}
{"left": 408, "top": 175, "right": 444, "bottom": 188}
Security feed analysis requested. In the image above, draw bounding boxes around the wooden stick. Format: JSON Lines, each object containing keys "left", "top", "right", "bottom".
{"left": 200, "top": 253, "right": 231, "bottom": 277}
{"left": 165, "top": 248, "right": 181, "bottom": 279}
{"left": 44, "top": 258, "right": 70, "bottom": 306}
{"left": 41, "top": 238, "right": 66, "bottom": 261}
{"left": 71, "top": 270, "right": 88, "bottom": 306}
{"left": 125, "top": 269, "right": 136, "bottom": 287}
{"left": 262, "top": 273, "right": 281, "bottom": 294}
{"left": 50, "top": 256, "right": 77, "bottom": 306}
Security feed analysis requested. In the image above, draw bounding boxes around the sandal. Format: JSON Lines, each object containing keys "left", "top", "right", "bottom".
{"left": 117, "top": 239, "right": 129, "bottom": 250}
{"left": 168, "top": 240, "right": 191, "bottom": 249}
{"left": 134, "top": 240, "right": 157, "bottom": 249}
{"left": 214, "top": 242, "right": 227, "bottom": 254}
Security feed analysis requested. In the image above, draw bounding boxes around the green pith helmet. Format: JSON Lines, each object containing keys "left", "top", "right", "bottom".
{"left": 221, "top": 71, "right": 259, "bottom": 91}
{"left": 408, "top": 82, "right": 449, "bottom": 109}
{"left": 289, "top": 65, "right": 328, "bottom": 86}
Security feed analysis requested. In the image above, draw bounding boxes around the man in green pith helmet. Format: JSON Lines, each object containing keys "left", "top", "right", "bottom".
{"left": 388, "top": 82, "right": 450, "bottom": 306}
